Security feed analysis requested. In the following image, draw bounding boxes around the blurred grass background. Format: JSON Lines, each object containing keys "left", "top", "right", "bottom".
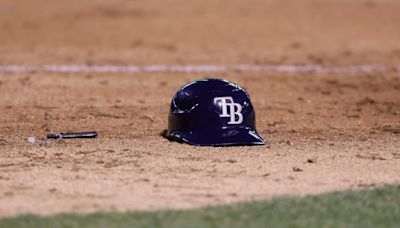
{"left": 2, "top": 184, "right": 400, "bottom": 228}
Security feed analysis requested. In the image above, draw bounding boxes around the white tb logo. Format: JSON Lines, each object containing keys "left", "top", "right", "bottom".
{"left": 214, "top": 96, "right": 243, "bottom": 124}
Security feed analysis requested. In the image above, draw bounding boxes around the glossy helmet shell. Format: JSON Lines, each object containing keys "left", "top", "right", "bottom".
{"left": 167, "top": 78, "right": 266, "bottom": 146}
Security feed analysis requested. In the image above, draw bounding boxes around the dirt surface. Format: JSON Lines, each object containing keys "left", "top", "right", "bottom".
{"left": 0, "top": 0, "right": 400, "bottom": 218}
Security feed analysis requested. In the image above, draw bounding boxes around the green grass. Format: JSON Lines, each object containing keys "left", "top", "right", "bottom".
{"left": 1, "top": 185, "right": 400, "bottom": 228}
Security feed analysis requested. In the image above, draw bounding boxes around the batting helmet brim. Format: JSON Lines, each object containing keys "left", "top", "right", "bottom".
{"left": 167, "top": 126, "right": 266, "bottom": 146}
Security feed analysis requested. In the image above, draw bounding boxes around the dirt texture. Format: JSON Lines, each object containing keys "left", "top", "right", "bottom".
{"left": 0, "top": 0, "right": 400, "bottom": 218}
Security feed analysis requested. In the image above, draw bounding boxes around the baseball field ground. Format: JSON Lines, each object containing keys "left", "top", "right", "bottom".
{"left": 0, "top": 0, "right": 399, "bottom": 227}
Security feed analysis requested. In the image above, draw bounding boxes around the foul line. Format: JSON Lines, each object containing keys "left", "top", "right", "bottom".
{"left": 0, "top": 64, "right": 397, "bottom": 74}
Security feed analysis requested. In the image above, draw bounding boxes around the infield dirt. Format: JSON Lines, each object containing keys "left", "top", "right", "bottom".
{"left": 0, "top": 0, "right": 399, "bottom": 217}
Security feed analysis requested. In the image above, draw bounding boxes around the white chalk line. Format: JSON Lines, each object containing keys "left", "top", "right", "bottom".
{"left": 0, "top": 64, "right": 398, "bottom": 74}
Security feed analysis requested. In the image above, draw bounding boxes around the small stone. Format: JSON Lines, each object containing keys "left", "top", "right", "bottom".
{"left": 27, "top": 136, "right": 36, "bottom": 144}
{"left": 293, "top": 167, "right": 303, "bottom": 172}
{"left": 307, "top": 158, "right": 316, "bottom": 163}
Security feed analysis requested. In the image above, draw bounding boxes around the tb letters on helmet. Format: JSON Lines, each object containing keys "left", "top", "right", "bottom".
{"left": 214, "top": 96, "right": 243, "bottom": 125}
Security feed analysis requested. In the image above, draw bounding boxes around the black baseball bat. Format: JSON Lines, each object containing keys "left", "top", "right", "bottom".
{"left": 47, "top": 131, "right": 97, "bottom": 139}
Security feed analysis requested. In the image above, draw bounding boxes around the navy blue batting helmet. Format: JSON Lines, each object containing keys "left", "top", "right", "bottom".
{"left": 166, "top": 78, "right": 266, "bottom": 146}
